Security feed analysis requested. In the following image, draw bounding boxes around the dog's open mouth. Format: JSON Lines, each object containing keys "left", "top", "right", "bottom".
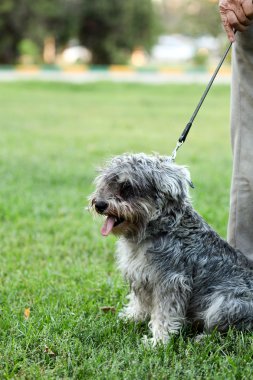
{"left": 101, "top": 216, "right": 124, "bottom": 236}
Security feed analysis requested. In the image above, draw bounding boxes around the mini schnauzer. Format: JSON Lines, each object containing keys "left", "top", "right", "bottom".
{"left": 89, "top": 153, "right": 253, "bottom": 345}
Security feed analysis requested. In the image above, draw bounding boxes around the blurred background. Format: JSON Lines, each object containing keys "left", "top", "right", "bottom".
{"left": 0, "top": 0, "right": 229, "bottom": 71}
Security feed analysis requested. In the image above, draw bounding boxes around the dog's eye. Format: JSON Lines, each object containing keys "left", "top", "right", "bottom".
{"left": 120, "top": 181, "right": 133, "bottom": 198}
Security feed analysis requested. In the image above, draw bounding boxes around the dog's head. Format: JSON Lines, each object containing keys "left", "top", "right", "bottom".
{"left": 89, "top": 153, "right": 192, "bottom": 239}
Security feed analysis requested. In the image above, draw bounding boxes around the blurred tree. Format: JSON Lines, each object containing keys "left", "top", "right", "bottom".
{"left": 26, "top": 1, "right": 79, "bottom": 52}
{"left": 18, "top": 39, "right": 40, "bottom": 64}
{"left": 184, "top": 0, "right": 221, "bottom": 36}
{"left": 159, "top": 0, "right": 222, "bottom": 37}
{"left": 78, "top": 0, "right": 159, "bottom": 64}
{"left": 0, "top": 0, "right": 29, "bottom": 63}
{"left": 0, "top": 0, "right": 222, "bottom": 65}
{"left": 0, "top": 0, "right": 78, "bottom": 64}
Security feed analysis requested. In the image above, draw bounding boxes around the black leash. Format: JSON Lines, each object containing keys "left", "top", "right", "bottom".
{"left": 171, "top": 40, "right": 233, "bottom": 161}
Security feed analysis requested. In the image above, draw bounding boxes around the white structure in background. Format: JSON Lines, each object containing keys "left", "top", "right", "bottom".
{"left": 195, "top": 35, "right": 220, "bottom": 53}
{"left": 61, "top": 46, "right": 92, "bottom": 64}
{"left": 151, "top": 35, "right": 196, "bottom": 64}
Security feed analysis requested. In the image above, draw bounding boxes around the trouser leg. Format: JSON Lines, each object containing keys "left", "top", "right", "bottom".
{"left": 228, "top": 26, "right": 253, "bottom": 260}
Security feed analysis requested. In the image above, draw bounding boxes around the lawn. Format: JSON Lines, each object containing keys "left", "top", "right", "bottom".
{"left": 1, "top": 81, "right": 252, "bottom": 379}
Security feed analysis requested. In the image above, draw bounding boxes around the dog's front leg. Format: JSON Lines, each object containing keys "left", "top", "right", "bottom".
{"left": 119, "top": 291, "right": 146, "bottom": 321}
{"left": 148, "top": 280, "right": 191, "bottom": 345}
{"left": 119, "top": 286, "right": 152, "bottom": 322}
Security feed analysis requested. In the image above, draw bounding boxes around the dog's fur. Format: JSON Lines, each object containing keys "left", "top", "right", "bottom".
{"left": 90, "top": 153, "right": 253, "bottom": 345}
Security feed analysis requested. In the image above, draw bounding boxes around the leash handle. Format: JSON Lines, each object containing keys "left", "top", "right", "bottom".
{"left": 172, "top": 40, "right": 233, "bottom": 157}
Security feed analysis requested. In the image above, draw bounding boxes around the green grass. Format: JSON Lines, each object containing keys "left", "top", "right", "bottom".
{"left": 1, "top": 81, "right": 252, "bottom": 379}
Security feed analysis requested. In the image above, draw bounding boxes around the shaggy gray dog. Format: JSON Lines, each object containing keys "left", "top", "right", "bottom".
{"left": 90, "top": 153, "right": 253, "bottom": 345}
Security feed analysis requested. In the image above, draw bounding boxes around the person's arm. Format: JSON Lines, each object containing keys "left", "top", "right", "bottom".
{"left": 219, "top": 0, "right": 253, "bottom": 41}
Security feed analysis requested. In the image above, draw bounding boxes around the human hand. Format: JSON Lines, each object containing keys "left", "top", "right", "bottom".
{"left": 219, "top": 0, "right": 253, "bottom": 42}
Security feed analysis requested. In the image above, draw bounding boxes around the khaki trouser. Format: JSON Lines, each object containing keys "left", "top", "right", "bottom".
{"left": 228, "top": 26, "right": 253, "bottom": 260}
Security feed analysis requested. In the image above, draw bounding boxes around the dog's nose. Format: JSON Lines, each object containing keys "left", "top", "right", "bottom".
{"left": 95, "top": 201, "right": 108, "bottom": 213}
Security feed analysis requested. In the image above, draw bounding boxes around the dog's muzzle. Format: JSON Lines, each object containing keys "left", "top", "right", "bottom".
{"left": 95, "top": 201, "right": 108, "bottom": 214}
{"left": 93, "top": 200, "right": 125, "bottom": 236}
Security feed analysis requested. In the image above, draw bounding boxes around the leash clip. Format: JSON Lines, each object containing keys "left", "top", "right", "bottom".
{"left": 171, "top": 140, "right": 183, "bottom": 161}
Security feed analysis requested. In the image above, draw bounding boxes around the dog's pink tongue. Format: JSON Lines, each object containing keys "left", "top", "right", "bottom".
{"left": 101, "top": 216, "right": 116, "bottom": 236}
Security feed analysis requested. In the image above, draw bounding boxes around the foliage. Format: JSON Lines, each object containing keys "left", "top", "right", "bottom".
{"left": 0, "top": 0, "right": 158, "bottom": 64}
{"left": 0, "top": 0, "right": 29, "bottom": 63}
{"left": 159, "top": 0, "right": 222, "bottom": 37}
{"left": 0, "top": 0, "right": 78, "bottom": 64}
{"left": 18, "top": 39, "right": 40, "bottom": 63}
{"left": 1, "top": 81, "right": 250, "bottom": 379}
{"left": 193, "top": 49, "right": 209, "bottom": 67}
{"left": 78, "top": 0, "right": 159, "bottom": 64}
{"left": 0, "top": 0, "right": 223, "bottom": 65}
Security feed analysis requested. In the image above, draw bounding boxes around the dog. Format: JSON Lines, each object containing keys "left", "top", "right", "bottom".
{"left": 89, "top": 153, "right": 253, "bottom": 345}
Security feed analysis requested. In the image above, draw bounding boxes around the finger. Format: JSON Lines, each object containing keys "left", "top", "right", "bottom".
{"left": 220, "top": 0, "right": 251, "bottom": 26}
{"left": 242, "top": 0, "right": 253, "bottom": 20}
{"left": 227, "top": 10, "right": 248, "bottom": 31}
{"left": 229, "top": 4, "right": 251, "bottom": 26}
{"left": 231, "top": 3, "right": 252, "bottom": 25}
{"left": 221, "top": 14, "right": 236, "bottom": 41}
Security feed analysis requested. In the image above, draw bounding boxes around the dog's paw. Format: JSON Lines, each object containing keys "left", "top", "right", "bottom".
{"left": 141, "top": 334, "right": 170, "bottom": 347}
{"left": 194, "top": 333, "right": 208, "bottom": 343}
{"left": 118, "top": 309, "right": 131, "bottom": 322}
{"left": 141, "top": 335, "right": 157, "bottom": 347}
{"left": 118, "top": 308, "right": 146, "bottom": 322}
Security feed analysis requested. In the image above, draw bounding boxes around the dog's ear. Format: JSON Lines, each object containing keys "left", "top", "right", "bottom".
{"left": 154, "top": 162, "right": 192, "bottom": 201}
